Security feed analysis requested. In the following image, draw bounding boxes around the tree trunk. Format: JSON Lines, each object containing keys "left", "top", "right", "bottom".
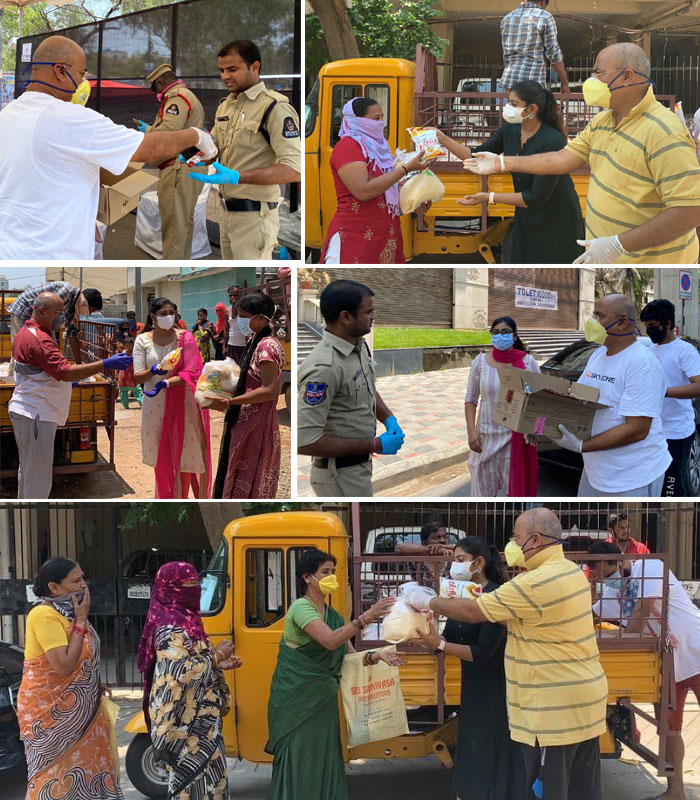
{"left": 198, "top": 503, "right": 244, "bottom": 550}
{"left": 309, "top": 0, "right": 361, "bottom": 61}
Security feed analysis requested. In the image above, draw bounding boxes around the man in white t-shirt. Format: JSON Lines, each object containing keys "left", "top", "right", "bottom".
{"left": 0, "top": 35, "right": 217, "bottom": 260}
{"left": 640, "top": 298, "right": 700, "bottom": 497}
{"left": 550, "top": 294, "right": 671, "bottom": 496}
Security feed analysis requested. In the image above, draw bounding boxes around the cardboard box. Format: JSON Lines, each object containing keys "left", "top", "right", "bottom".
{"left": 495, "top": 365, "right": 610, "bottom": 441}
{"left": 97, "top": 162, "right": 158, "bottom": 224}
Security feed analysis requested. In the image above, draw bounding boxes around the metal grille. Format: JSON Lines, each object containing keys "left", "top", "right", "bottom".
{"left": 0, "top": 503, "right": 213, "bottom": 686}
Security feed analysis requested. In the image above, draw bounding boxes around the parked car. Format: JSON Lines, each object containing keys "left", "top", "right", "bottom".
{"left": 0, "top": 641, "right": 24, "bottom": 773}
{"left": 536, "top": 337, "right": 700, "bottom": 495}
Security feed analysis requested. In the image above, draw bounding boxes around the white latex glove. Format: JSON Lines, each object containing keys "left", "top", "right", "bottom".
{"left": 401, "top": 582, "right": 435, "bottom": 612}
{"left": 573, "top": 234, "right": 628, "bottom": 264}
{"left": 193, "top": 128, "right": 218, "bottom": 161}
{"left": 551, "top": 424, "right": 583, "bottom": 453}
{"left": 463, "top": 152, "right": 502, "bottom": 174}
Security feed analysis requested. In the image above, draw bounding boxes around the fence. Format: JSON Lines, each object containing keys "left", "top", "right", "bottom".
{"left": 0, "top": 503, "right": 213, "bottom": 686}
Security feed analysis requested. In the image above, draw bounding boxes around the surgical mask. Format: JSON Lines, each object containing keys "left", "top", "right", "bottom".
{"left": 156, "top": 79, "right": 183, "bottom": 103}
{"left": 646, "top": 325, "right": 667, "bottom": 344}
{"left": 504, "top": 540, "right": 526, "bottom": 569}
{"left": 313, "top": 575, "right": 339, "bottom": 596}
{"left": 502, "top": 103, "right": 527, "bottom": 124}
{"left": 450, "top": 561, "right": 476, "bottom": 581}
{"left": 237, "top": 316, "right": 253, "bottom": 337}
{"left": 582, "top": 70, "right": 652, "bottom": 108}
{"left": 605, "top": 571, "right": 622, "bottom": 592}
{"left": 71, "top": 79, "right": 91, "bottom": 106}
{"left": 492, "top": 332, "right": 514, "bottom": 350}
{"left": 155, "top": 315, "right": 175, "bottom": 330}
{"left": 51, "top": 313, "right": 66, "bottom": 331}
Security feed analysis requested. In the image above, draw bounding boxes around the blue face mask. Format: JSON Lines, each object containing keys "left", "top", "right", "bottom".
{"left": 605, "top": 571, "right": 622, "bottom": 591}
{"left": 492, "top": 332, "right": 514, "bottom": 351}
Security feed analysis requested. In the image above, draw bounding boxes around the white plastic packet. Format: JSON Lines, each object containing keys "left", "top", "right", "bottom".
{"left": 194, "top": 358, "right": 240, "bottom": 407}
{"left": 407, "top": 127, "right": 447, "bottom": 161}
{"left": 439, "top": 578, "right": 483, "bottom": 600}
{"left": 381, "top": 581, "right": 436, "bottom": 643}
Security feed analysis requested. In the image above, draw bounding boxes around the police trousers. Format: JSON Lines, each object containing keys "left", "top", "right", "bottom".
{"left": 309, "top": 459, "right": 373, "bottom": 497}
{"left": 157, "top": 163, "right": 205, "bottom": 260}
{"left": 219, "top": 204, "right": 279, "bottom": 260}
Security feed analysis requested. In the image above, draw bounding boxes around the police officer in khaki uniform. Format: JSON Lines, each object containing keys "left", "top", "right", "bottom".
{"left": 136, "top": 64, "right": 206, "bottom": 259}
{"left": 297, "top": 280, "right": 405, "bottom": 497}
{"left": 187, "top": 40, "right": 301, "bottom": 260}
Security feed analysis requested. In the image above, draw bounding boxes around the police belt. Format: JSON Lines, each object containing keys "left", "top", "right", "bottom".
{"left": 220, "top": 197, "right": 278, "bottom": 212}
{"left": 312, "top": 454, "right": 370, "bottom": 469}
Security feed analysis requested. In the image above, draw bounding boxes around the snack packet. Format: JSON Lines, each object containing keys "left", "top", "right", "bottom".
{"left": 194, "top": 358, "right": 240, "bottom": 407}
{"left": 407, "top": 127, "right": 446, "bottom": 161}
{"left": 381, "top": 581, "right": 436, "bottom": 643}
{"left": 157, "top": 347, "right": 182, "bottom": 372}
{"left": 439, "top": 578, "right": 483, "bottom": 600}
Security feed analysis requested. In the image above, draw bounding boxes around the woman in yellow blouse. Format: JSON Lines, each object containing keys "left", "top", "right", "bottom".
{"left": 17, "top": 558, "right": 123, "bottom": 800}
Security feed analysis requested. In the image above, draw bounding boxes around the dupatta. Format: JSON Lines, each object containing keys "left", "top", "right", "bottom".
{"left": 154, "top": 330, "right": 212, "bottom": 498}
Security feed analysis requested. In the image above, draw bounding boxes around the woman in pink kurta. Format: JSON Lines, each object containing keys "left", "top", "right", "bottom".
{"left": 211, "top": 293, "right": 284, "bottom": 499}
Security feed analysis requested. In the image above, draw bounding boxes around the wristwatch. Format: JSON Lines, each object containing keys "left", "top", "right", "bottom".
{"left": 436, "top": 638, "right": 446, "bottom": 652}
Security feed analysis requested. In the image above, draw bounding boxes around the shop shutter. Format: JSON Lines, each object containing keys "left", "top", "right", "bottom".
{"left": 488, "top": 268, "right": 579, "bottom": 329}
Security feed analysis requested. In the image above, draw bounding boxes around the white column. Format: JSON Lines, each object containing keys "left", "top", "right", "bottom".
{"left": 578, "top": 267, "right": 596, "bottom": 329}
{"left": 454, "top": 267, "right": 489, "bottom": 329}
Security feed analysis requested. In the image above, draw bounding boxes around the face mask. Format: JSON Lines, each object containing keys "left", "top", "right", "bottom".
{"left": 605, "top": 571, "right": 622, "bottom": 592}
{"left": 313, "top": 575, "right": 339, "bottom": 596}
{"left": 502, "top": 103, "right": 527, "bottom": 124}
{"left": 71, "top": 79, "right": 91, "bottom": 105}
{"left": 155, "top": 315, "right": 174, "bottom": 330}
{"left": 237, "top": 316, "right": 253, "bottom": 337}
{"left": 51, "top": 313, "right": 66, "bottom": 331}
{"left": 450, "top": 561, "right": 476, "bottom": 581}
{"left": 582, "top": 70, "right": 652, "bottom": 108}
{"left": 646, "top": 325, "right": 667, "bottom": 344}
{"left": 492, "top": 332, "right": 514, "bottom": 351}
{"left": 504, "top": 540, "right": 526, "bottom": 569}
{"left": 156, "top": 79, "right": 183, "bottom": 103}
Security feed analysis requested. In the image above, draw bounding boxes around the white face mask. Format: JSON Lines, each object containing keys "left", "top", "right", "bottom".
{"left": 502, "top": 103, "right": 528, "bottom": 124}
{"left": 450, "top": 561, "right": 475, "bottom": 581}
{"left": 155, "top": 315, "right": 175, "bottom": 330}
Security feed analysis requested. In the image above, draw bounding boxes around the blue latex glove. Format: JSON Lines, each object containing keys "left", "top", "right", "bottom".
{"left": 136, "top": 119, "right": 148, "bottom": 133}
{"left": 144, "top": 380, "right": 167, "bottom": 398}
{"left": 103, "top": 353, "right": 133, "bottom": 371}
{"left": 384, "top": 415, "right": 404, "bottom": 437}
{"left": 71, "top": 382, "right": 79, "bottom": 387}
{"left": 188, "top": 161, "right": 240, "bottom": 184}
{"left": 150, "top": 363, "right": 168, "bottom": 376}
{"left": 377, "top": 430, "right": 405, "bottom": 456}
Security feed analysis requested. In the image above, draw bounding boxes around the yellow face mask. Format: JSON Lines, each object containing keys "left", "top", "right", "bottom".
{"left": 585, "top": 317, "right": 609, "bottom": 345}
{"left": 71, "top": 79, "right": 91, "bottom": 106}
{"left": 315, "top": 574, "right": 339, "bottom": 596}
{"left": 504, "top": 540, "right": 526, "bottom": 569}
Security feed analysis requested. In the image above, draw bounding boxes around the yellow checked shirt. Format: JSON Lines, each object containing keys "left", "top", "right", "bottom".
{"left": 477, "top": 545, "right": 608, "bottom": 747}
{"left": 565, "top": 87, "right": 700, "bottom": 263}
{"left": 211, "top": 80, "right": 301, "bottom": 202}
{"left": 297, "top": 331, "right": 377, "bottom": 447}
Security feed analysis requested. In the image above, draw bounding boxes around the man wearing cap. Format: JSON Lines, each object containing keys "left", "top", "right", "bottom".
{"left": 187, "top": 39, "right": 301, "bottom": 260}
{"left": 135, "top": 64, "right": 207, "bottom": 260}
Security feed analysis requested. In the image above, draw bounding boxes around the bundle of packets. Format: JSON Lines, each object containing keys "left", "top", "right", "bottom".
{"left": 194, "top": 358, "right": 240, "bottom": 407}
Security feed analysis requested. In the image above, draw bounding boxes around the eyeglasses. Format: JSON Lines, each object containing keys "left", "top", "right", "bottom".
{"left": 492, "top": 328, "right": 514, "bottom": 335}
{"left": 58, "top": 62, "right": 88, "bottom": 81}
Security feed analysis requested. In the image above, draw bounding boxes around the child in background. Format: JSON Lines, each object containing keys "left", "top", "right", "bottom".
{"left": 117, "top": 337, "right": 143, "bottom": 409}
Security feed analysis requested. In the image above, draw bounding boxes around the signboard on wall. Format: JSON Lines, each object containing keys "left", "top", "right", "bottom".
{"left": 679, "top": 270, "right": 693, "bottom": 300}
{"left": 515, "top": 286, "right": 558, "bottom": 311}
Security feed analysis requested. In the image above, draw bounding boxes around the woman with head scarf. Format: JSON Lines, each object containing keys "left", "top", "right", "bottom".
{"left": 17, "top": 557, "right": 123, "bottom": 800}
{"left": 137, "top": 562, "right": 240, "bottom": 800}
{"left": 213, "top": 302, "right": 228, "bottom": 361}
{"left": 321, "top": 96, "right": 432, "bottom": 264}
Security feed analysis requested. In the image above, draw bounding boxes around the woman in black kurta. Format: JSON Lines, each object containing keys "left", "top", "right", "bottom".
{"left": 436, "top": 80, "right": 584, "bottom": 263}
{"left": 413, "top": 537, "right": 527, "bottom": 800}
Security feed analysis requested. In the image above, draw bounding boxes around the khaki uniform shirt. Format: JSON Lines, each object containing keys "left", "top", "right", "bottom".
{"left": 211, "top": 80, "right": 301, "bottom": 202}
{"left": 146, "top": 84, "right": 205, "bottom": 168}
{"left": 297, "top": 331, "right": 377, "bottom": 448}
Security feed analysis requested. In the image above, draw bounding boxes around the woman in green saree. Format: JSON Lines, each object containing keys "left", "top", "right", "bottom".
{"left": 267, "top": 548, "right": 400, "bottom": 800}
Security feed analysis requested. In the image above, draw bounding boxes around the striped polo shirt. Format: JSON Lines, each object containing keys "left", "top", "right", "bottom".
{"left": 477, "top": 545, "right": 608, "bottom": 747}
{"left": 565, "top": 87, "right": 700, "bottom": 264}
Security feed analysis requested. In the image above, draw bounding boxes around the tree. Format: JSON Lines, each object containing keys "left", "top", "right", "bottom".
{"left": 307, "top": 0, "right": 359, "bottom": 62}
{"left": 306, "top": 0, "right": 446, "bottom": 77}
{"left": 594, "top": 267, "right": 655, "bottom": 310}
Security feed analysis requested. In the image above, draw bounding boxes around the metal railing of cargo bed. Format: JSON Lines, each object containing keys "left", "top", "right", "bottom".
{"left": 350, "top": 503, "right": 676, "bottom": 775}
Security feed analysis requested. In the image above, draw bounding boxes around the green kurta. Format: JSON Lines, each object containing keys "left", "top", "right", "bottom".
{"left": 266, "top": 603, "right": 348, "bottom": 800}
{"left": 474, "top": 121, "right": 585, "bottom": 263}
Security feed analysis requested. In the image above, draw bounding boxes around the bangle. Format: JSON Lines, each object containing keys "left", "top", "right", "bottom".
{"left": 363, "top": 651, "right": 377, "bottom": 666}
{"left": 436, "top": 638, "right": 446, "bottom": 653}
{"left": 498, "top": 153, "right": 506, "bottom": 172}
{"left": 488, "top": 191, "right": 495, "bottom": 205}
{"left": 400, "top": 163, "right": 408, "bottom": 175}
{"left": 73, "top": 625, "right": 87, "bottom": 638}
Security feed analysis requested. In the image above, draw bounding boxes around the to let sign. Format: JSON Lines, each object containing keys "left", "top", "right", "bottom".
{"left": 515, "top": 286, "right": 558, "bottom": 311}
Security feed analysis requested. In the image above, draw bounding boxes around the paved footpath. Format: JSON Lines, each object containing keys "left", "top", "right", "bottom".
{"left": 298, "top": 367, "right": 472, "bottom": 496}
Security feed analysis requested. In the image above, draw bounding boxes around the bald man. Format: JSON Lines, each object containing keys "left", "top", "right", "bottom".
{"left": 551, "top": 294, "right": 671, "bottom": 496}
{"left": 465, "top": 43, "right": 700, "bottom": 264}
{"left": 0, "top": 35, "right": 217, "bottom": 260}
{"left": 411, "top": 508, "right": 607, "bottom": 800}
{"left": 9, "top": 292, "right": 132, "bottom": 498}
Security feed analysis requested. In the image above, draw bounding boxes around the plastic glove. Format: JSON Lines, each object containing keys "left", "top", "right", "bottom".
{"left": 136, "top": 119, "right": 148, "bottom": 133}
{"left": 102, "top": 353, "right": 133, "bottom": 371}
{"left": 377, "top": 430, "right": 405, "bottom": 455}
{"left": 383, "top": 415, "right": 404, "bottom": 437}
{"left": 462, "top": 152, "right": 502, "bottom": 174}
{"left": 192, "top": 128, "right": 218, "bottom": 161}
{"left": 189, "top": 161, "right": 240, "bottom": 185}
{"left": 550, "top": 424, "right": 583, "bottom": 453}
{"left": 143, "top": 380, "right": 167, "bottom": 398}
{"left": 150, "top": 363, "right": 168, "bottom": 376}
{"left": 401, "top": 582, "right": 436, "bottom": 612}
{"left": 573, "top": 235, "right": 628, "bottom": 264}
{"left": 71, "top": 382, "right": 79, "bottom": 388}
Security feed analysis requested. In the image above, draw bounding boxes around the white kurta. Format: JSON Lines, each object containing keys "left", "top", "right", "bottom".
{"left": 133, "top": 333, "right": 206, "bottom": 472}
{"left": 465, "top": 352, "right": 540, "bottom": 497}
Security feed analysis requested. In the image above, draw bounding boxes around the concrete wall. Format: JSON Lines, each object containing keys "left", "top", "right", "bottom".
{"left": 375, "top": 344, "right": 492, "bottom": 377}
{"left": 654, "top": 268, "right": 699, "bottom": 339}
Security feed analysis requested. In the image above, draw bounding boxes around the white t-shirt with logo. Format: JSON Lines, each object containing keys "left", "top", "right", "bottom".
{"left": 650, "top": 338, "right": 700, "bottom": 440}
{"left": 0, "top": 92, "right": 144, "bottom": 259}
{"left": 577, "top": 341, "right": 671, "bottom": 492}
{"left": 630, "top": 559, "right": 700, "bottom": 683}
